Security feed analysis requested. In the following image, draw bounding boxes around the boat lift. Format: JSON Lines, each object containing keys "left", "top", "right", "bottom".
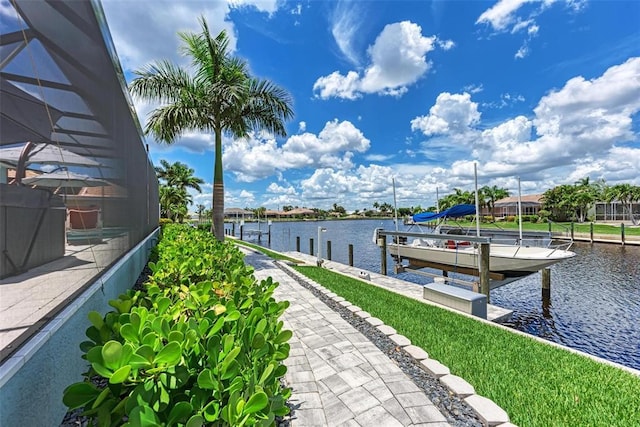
{"left": 376, "top": 229, "right": 493, "bottom": 301}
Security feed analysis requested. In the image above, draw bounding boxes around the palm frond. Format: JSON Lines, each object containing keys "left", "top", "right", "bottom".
{"left": 130, "top": 60, "right": 194, "bottom": 104}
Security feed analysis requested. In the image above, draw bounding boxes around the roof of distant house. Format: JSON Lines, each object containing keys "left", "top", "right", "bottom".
{"left": 494, "top": 194, "right": 543, "bottom": 206}
{"left": 224, "top": 207, "right": 253, "bottom": 215}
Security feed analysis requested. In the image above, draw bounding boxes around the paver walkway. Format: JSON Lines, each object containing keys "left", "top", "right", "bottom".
{"left": 242, "top": 249, "right": 452, "bottom": 426}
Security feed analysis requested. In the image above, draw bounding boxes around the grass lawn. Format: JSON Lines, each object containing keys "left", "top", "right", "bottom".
{"left": 293, "top": 266, "right": 640, "bottom": 427}
{"left": 233, "top": 239, "right": 303, "bottom": 263}
{"left": 451, "top": 220, "right": 640, "bottom": 236}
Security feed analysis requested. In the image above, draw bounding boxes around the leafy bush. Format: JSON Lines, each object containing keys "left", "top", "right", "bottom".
{"left": 506, "top": 215, "right": 516, "bottom": 222}
{"left": 63, "top": 224, "right": 291, "bottom": 426}
{"left": 159, "top": 218, "right": 173, "bottom": 227}
{"left": 537, "top": 209, "right": 551, "bottom": 222}
{"left": 197, "top": 222, "right": 212, "bottom": 232}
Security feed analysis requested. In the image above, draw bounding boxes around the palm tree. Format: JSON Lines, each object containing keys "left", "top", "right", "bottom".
{"left": 130, "top": 17, "right": 293, "bottom": 241}
{"left": 196, "top": 204, "right": 206, "bottom": 222}
{"left": 604, "top": 184, "right": 640, "bottom": 225}
{"left": 480, "top": 185, "right": 510, "bottom": 221}
{"left": 159, "top": 185, "right": 192, "bottom": 222}
{"left": 155, "top": 159, "right": 204, "bottom": 193}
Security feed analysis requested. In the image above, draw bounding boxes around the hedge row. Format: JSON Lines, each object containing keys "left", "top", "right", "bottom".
{"left": 63, "top": 224, "right": 292, "bottom": 426}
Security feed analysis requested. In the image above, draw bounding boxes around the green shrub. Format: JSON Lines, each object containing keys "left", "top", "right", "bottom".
{"left": 506, "top": 215, "right": 516, "bottom": 222}
{"left": 159, "top": 218, "right": 173, "bottom": 227}
{"left": 63, "top": 224, "right": 291, "bottom": 426}
{"left": 537, "top": 209, "right": 551, "bottom": 222}
{"left": 197, "top": 222, "right": 212, "bottom": 232}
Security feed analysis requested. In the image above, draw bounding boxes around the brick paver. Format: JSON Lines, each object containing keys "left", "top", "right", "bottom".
{"left": 242, "top": 249, "right": 451, "bottom": 426}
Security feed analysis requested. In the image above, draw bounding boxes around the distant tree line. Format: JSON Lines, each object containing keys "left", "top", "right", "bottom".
{"left": 542, "top": 178, "right": 640, "bottom": 224}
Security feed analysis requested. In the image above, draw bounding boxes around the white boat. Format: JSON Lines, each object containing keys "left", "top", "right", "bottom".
{"left": 383, "top": 204, "right": 576, "bottom": 287}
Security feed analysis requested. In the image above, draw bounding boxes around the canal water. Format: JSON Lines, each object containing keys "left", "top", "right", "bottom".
{"left": 234, "top": 219, "right": 640, "bottom": 370}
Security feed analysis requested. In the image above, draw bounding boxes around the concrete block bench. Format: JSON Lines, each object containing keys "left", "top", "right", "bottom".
{"left": 423, "top": 282, "right": 487, "bottom": 319}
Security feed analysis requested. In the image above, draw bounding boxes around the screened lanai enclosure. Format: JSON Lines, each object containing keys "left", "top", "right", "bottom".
{"left": 0, "top": 0, "right": 159, "bottom": 375}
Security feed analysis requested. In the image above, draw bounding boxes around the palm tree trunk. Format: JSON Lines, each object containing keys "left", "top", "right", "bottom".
{"left": 212, "top": 127, "right": 225, "bottom": 241}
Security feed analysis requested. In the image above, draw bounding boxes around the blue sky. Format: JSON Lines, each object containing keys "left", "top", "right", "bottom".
{"left": 101, "top": 0, "right": 640, "bottom": 211}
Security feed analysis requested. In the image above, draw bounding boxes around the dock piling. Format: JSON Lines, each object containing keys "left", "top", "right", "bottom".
{"left": 327, "top": 240, "right": 332, "bottom": 260}
{"left": 479, "top": 243, "right": 490, "bottom": 303}
{"left": 348, "top": 244, "right": 354, "bottom": 266}
{"left": 240, "top": 225, "right": 243, "bottom": 240}
{"left": 309, "top": 238, "right": 314, "bottom": 256}
{"left": 621, "top": 223, "right": 625, "bottom": 245}
{"left": 378, "top": 237, "right": 387, "bottom": 276}
{"left": 296, "top": 236, "right": 300, "bottom": 252}
{"left": 542, "top": 268, "right": 551, "bottom": 299}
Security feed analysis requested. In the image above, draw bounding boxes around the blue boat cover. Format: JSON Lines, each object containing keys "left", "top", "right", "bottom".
{"left": 412, "top": 204, "right": 477, "bottom": 223}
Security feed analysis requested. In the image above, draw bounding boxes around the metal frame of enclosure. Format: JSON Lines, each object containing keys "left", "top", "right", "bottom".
{"left": 0, "top": 0, "right": 159, "bottom": 408}
{"left": 594, "top": 201, "right": 640, "bottom": 222}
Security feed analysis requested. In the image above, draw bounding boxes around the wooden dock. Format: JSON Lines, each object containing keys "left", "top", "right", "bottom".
{"left": 285, "top": 251, "right": 513, "bottom": 323}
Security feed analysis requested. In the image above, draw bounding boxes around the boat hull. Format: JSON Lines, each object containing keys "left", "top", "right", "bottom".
{"left": 388, "top": 243, "right": 576, "bottom": 276}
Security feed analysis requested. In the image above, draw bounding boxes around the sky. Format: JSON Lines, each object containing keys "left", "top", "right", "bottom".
{"left": 100, "top": 0, "right": 640, "bottom": 212}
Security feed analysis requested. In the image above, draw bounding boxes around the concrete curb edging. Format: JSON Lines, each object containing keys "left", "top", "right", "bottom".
{"left": 276, "top": 260, "right": 514, "bottom": 427}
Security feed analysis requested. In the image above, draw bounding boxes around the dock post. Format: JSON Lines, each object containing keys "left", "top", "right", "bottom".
{"left": 310, "top": 238, "right": 314, "bottom": 256}
{"left": 542, "top": 268, "right": 551, "bottom": 299}
{"left": 240, "top": 225, "right": 243, "bottom": 241}
{"left": 268, "top": 224, "right": 271, "bottom": 245}
{"left": 590, "top": 222, "right": 594, "bottom": 243}
{"left": 621, "top": 223, "right": 625, "bottom": 245}
{"left": 570, "top": 222, "right": 574, "bottom": 240}
{"left": 327, "top": 240, "right": 332, "bottom": 260}
{"left": 479, "top": 243, "right": 490, "bottom": 303}
{"left": 232, "top": 222, "right": 235, "bottom": 236}
{"left": 378, "top": 237, "right": 387, "bottom": 276}
{"left": 296, "top": 236, "right": 300, "bottom": 252}
{"left": 348, "top": 244, "right": 354, "bottom": 266}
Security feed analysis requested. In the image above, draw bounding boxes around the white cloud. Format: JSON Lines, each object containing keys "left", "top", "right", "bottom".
{"left": 291, "top": 3, "right": 302, "bottom": 15}
{"left": 266, "top": 182, "right": 297, "bottom": 195}
{"left": 458, "top": 57, "right": 640, "bottom": 177}
{"left": 533, "top": 57, "right": 640, "bottom": 149}
{"left": 482, "top": 92, "right": 526, "bottom": 109}
{"left": 298, "top": 121, "right": 307, "bottom": 133}
{"left": 411, "top": 92, "right": 481, "bottom": 136}
{"left": 437, "top": 39, "right": 456, "bottom": 50}
{"left": 515, "top": 44, "right": 529, "bottom": 59}
{"left": 239, "top": 189, "right": 255, "bottom": 200}
{"left": 314, "top": 21, "right": 443, "bottom": 99}
{"left": 330, "top": 1, "right": 364, "bottom": 66}
{"left": 364, "top": 154, "right": 394, "bottom": 162}
{"left": 464, "top": 83, "right": 484, "bottom": 94}
{"left": 393, "top": 57, "right": 640, "bottom": 195}
{"left": 228, "top": 0, "right": 280, "bottom": 15}
{"left": 476, "top": 0, "right": 539, "bottom": 32}
{"left": 300, "top": 164, "right": 395, "bottom": 202}
{"left": 102, "top": 1, "right": 236, "bottom": 72}
{"left": 223, "top": 119, "right": 371, "bottom": 181}
{"left": 480, "top": 116, "right": 532, "bottom": 147}
{"left": 313, "top": 71, "right": 362, "bottom": 100}
{"left": 476, "top": 1, "right": 581, "bottom": 58}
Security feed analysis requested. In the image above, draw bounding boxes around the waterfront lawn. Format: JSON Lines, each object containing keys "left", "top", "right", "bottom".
{"left": 453, "top": 220, "right": 640, "bottom": 236}
{"left": 233, "top": 239, "right": 304, "bottom": 263}
{"left": 293, "top": 266, "right": 640, "bottom": 427}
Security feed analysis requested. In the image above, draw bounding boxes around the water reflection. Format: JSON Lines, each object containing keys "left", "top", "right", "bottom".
{"left": 239, "top": 220, "right": 640, "bottom": 370}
